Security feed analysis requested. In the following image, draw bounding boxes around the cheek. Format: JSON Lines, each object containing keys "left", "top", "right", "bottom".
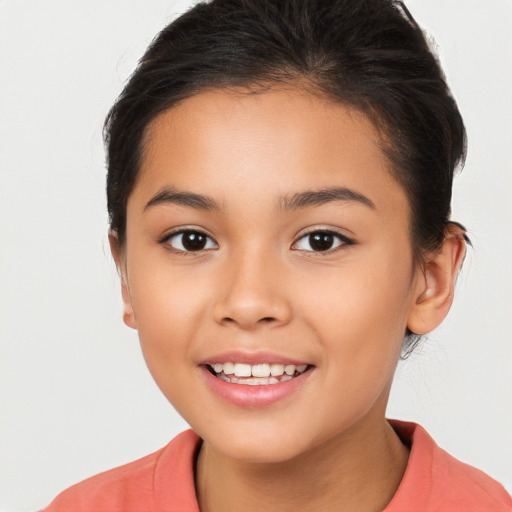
{"left": 299, "top": 262, "right": 412, "bottom": 430}
{"left": 126, "top": 260, "right": 211, "bottom": 377}
{"left": 298, "top": 248, "right": 414, "bottom": 371}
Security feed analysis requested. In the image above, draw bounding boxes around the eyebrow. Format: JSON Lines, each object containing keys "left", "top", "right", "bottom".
{"left": 279, "top": 187, "right": 376, "bottom": 211}
{"left": 144, "top": 187, "right": 221, "bottom": 212}
{"left": 144, "top": 185, "right": 375, "bottom": 213}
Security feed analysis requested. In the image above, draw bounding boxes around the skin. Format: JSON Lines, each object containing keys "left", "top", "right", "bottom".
{"left": 111, "top": 88, "right": 466, "bottom": 512}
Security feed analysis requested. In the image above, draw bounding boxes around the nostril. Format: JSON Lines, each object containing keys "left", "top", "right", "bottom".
{"left": 220, "top": 316, "right": 276, "bottom": 325}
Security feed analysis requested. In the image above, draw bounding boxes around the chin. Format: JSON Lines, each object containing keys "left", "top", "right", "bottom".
{"left": 222, "top": 441, "right": 302, "bottom": 464}
{"left": 199, "top": 423, "right": 315, "bottom": 464}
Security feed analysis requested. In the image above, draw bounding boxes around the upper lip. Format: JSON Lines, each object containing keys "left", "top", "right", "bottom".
{"left": 198, "top": 350, "right": 312, "bottom": 366}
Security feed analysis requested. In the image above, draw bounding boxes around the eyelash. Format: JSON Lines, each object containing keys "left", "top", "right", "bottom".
{"left": 292, "top": 229, "right": 355, "bottom": 254}
{"left": 159, "top": 228, "right": 355, "bottom": 255}
{"left": 159, "top": 229, "right": 218, "bottom": 255}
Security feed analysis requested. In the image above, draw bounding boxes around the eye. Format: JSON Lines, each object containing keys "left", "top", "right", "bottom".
{"left": 293, "top": 230, "right": 353, "bottom": 252}
{"left": 162, "top": 229, "right": 218, "bottom": 252}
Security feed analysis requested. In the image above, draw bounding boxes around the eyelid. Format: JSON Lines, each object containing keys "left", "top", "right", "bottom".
{"left": 157, "top": 226, "right": 354, "bottom": 254}
{"left": 292, "top": 228, "right": 355, "bottom": 252}
{"left": 158, "top": 227, "right": 219, "bottom": 253}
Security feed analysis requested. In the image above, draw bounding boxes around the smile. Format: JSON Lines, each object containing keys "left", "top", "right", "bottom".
{"left": 207, "top": 362, "right": 309, "bottom": 385}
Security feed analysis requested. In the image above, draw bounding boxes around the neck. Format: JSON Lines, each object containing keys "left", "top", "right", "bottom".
{"left": 195, "top": 416, "right": 409, "bottom": 512}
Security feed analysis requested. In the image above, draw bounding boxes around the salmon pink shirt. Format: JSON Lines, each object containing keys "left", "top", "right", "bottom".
{"left": 43, "top": 421, "right": 512, "bottom": 511}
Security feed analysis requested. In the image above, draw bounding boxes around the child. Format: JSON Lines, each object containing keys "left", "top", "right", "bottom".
{"left": 43, "top": 0, "right": 512, "bottom": 510}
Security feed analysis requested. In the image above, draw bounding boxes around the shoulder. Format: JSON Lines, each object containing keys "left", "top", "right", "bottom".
{"left": 43, "top": 430, "right": 201, "bottom": 512}
{"left": 428, "top": 440, "right": 512, "bottom": 511}
{"left": 386, "top": 420, "right": 512, "bottom": 512}
{"left": 43, "top": 448, "right": 163, "bottom": 512}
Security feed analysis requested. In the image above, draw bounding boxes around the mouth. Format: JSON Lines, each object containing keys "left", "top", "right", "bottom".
{"left": 205, "top": 362, "right": 312, "bottom": 385}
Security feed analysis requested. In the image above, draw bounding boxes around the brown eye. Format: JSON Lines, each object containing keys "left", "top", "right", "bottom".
{"left": 166, "top": 230, "right": 218, "bottom": 252}
{"left": 293, "top": 230, "right": 352, "bottom": 252}
{"left": 309, "top": 232, "right": 335, "bottom": 251}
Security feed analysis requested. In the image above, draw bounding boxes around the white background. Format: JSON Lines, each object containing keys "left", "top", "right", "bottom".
{"left": 1, "top": 1, "right": 511, "bottom": 510}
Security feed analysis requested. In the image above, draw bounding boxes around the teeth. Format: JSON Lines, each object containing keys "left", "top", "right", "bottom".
{"left": 284, "top": 365, "right": 295, "bottom": 376}
{"left": 245, "top": 377, "right": 270, "bottom": 385}
{"left": 223, "top": 362, "right": 235, "bottom": 375}
{"left": 209, "top": 361, "right": 309, "bottom": 383}
{"left": 270, "top": 363, "right": 285, "bottom": 376}
{"left": 233, "top": 363, "right": 252, "bottom": 377}
{"left": 252, "top": 363, "right": 271, "bottom": 377}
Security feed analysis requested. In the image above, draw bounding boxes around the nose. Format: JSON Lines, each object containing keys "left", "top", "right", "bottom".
{"left": 212, "top": 250, "right": 293, "bottom": 330}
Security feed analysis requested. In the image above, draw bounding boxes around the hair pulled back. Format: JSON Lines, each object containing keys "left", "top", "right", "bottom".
{"left": 104, "top": 0, "right": 466, "bottom": 284}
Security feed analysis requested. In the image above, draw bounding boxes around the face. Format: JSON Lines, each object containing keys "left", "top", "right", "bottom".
{"left": 117, "top": 88, "right": 425, "bottom": 462}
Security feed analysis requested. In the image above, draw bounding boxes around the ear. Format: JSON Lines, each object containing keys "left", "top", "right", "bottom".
{"left": 108, "top": 232, "right": 137, "bottom": 330}
{"left": 407, "top": 224, "right": 467, "bottom": 335}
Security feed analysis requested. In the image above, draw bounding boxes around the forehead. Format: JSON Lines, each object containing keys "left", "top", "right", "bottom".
{"left": 134, "top": 88, "right": 408, "bottom": 219}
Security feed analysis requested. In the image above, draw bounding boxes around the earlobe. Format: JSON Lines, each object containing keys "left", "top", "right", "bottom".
{"left": 407, "top": 225, "right": 467, "bottom": 335}
{"left": 108, "top": 232, "right": 137, "bottom": 330}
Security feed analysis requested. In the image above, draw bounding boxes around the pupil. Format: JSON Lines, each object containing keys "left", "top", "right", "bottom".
{"left": 183, "top": 232, "right": 206, "bottom": 251}
{"left": 310, "top": 232, "right": 333, "bottom": 251}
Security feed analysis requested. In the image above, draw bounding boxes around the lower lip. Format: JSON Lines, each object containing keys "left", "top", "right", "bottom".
{"left": 199, "top": 366, "right": 313, "bottom": 408}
